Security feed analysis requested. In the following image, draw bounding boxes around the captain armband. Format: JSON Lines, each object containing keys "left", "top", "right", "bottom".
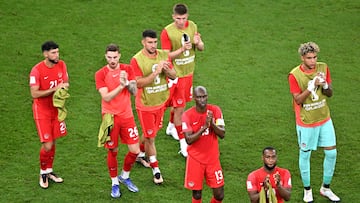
{"left": 215, "top": 118, "right": 225, "bottom": 126}
{"left": 323, "top": 82, "right": 329, "bottom": 90}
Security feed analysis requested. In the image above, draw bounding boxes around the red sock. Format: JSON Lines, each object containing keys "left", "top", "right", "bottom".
{"left": 150, "top": 160, "right": 159, "bottom": 168}
{"left": 210, "top": 196, "right": 222, "bottom": 203}
{"left": 47, "top": 144, "right": 56, "bottom": 169}
{"left": 169, "top": 110, "right": 174, "bottom": 123}
{"left": 192, "top": 197, "right": 202, "bottom": 203}
{"left": 175, "top": 125, "right": 184, "bottom": 139}
{"left": 107, "top": 150, "right": 118, "bottom": 177}
{"left": 39, "top": 148, "right": 50, "bottom": 171}
{"left": 140, "top": 143, "right": 145, "bottom": 153}
{"left": 123, "top": 151, "right": 138, "bottom": 171}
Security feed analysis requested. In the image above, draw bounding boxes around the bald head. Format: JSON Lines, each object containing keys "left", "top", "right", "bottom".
{"left": 194, "top": 86, "right": 207, "bottom": 96}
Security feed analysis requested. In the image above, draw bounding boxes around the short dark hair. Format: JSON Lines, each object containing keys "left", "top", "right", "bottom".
{"left": 142, "top": 29, "right": 157, "bottom": 39}
{"left": 262, "top": 146, "right": 276, "bottom": 155}
{"left": 105, "top": 43, "right": 120, "bottom": 53}
{"left": 41, "top": 41, "right": 59, "bottom": 52}
{"left": 173, "top": 3, "right": 188, "bottom": 15}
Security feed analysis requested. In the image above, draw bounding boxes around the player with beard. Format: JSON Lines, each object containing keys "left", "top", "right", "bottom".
{"left": 95, "top": 44, "right": 140, "bottom": 198}
{"left": 131, "top": 29, "right": 176, "bottom": 184}
{"left": 246, "top": 147, "right": 292, "bottom": 203}
{"left": 29, "top": 41, "right": 69, "bottom": 189}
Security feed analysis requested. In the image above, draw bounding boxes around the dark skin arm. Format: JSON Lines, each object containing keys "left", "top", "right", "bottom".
{"left": 247, "top": 190, "right": 260, "bottom": 203}
{"left": 274, "top": 173, "right": 291, "bottom": 201}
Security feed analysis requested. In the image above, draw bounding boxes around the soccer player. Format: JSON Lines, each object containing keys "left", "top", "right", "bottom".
{"left": 246, "top": 147, "right": 292, "bottom": 203}
{"left": 29, "top": 41, "right": 69, "bottom": 189}
{"left": 131, "top": 29, "right": 176, "bottom": 184}
{"left": 95, "top": 44, "right": 140, "bottom": 198}
{"left": 182, "top": 86, "right": 225, "bottom": 203}
{"left": 288, "top": 42, "right": 340, "bottom": 202}
{"left": 161, "top": 3, "right": 205, "bottom": 157}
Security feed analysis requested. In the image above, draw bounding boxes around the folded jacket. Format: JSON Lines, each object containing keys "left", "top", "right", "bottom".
{"left": 97, "top": 113, "right": 114, "bottom": 147}
{"left": 53, "top": 88, "right": 70, "bottom": 121}
{"left": 259, "top": 182, "right": 278, "bottom": 203}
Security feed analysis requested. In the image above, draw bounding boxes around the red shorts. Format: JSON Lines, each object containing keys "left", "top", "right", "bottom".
{"left": 169, "top": 75, "right": 193, "bottom": 108}
{"left": 105, "top": 116, "right": 139, "bottom": 149}
{"left": 136, "top": 109, "right": 165, "bottom": 138}
{"left": 35, "top": 119, "right": 67, "bottom": 142}
{"left": 184, "top": 155, "right": 224, "bottom": 190}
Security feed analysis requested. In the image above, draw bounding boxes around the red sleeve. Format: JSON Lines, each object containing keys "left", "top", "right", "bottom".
{"left": 181, "top": 110, "right": 193, "bottom": 133}
{"left": 213, "top": 106, "right": 223, "bottom": 120}
{"left": 326, "top": 66, "right": 332, "bottom": 84}
{"left": 288, "top": 74, "right": 301, "bottom": 94}
{"left": 160, "top": 29, "right": 171, "bottom": 50}
{"left": 130, "top": 58, "right": 143, "bottom": 77}
{"left": 246, "top": 172, "right": 259, "bottom": 192}
{"left": 29, "top": 66, "right": 40, "bottom": 87}
{"left": 95, "top": 68, "right": 106, "bottom": 90}
{"left": 281, "top": 169, "right": 292, "bottom": 188}
{"left": 167, "top": 55, "right": 173, "bottom": 69}
{"left": 61, "top": 61, "right": 69, "bottom": 82}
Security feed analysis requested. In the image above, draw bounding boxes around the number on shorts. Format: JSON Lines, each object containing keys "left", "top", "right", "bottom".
{"left": 128, "top": 126, "right": 139, "bottom": 138}
{"left": 215, "top": 170, "right": 223, "bottom": 182}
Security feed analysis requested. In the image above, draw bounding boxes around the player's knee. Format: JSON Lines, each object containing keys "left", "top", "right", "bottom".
{"left": 108, "top": 149, "right": 118, "bottom": 157}
{"left": 214, "top": 193, "right": 224, "bottom": 201}
{"left": 192, "top": 190, "right": 202, "bottom": 200}
{"left": 213, "top": 187, "right": 224, "bottom": 201}
{"left": 299, "top": 149, "right": 311, "bottom": 160}
{"left": 324, "top": 148, "right": 337, "bottom": 159}
{"left": 42, "top": 141, "right": 53, "bottom": 151}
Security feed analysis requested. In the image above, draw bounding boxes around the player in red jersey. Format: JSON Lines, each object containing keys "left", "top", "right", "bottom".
{"left": 182, "top": 86, "right": 225, "bottom": 203}
{"left": 95, "top": 44, "right": 140, "bottom": 198}
{"left": 161, "top": 3, "right": 205, "bottom": 157}
{"left": 246, "top": 147, "right": 292, "bottom": 203}
{"left": 131, "top": 30, "right": 176, "bottom": 184}
{"left": 29, "top": 41, "right": 69, "bottom": 189}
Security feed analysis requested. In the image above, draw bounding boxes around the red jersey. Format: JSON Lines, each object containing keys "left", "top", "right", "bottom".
{"left": 182, "top": 104, "right": 224, "bottom": 164}
{"left": 29, "top": 60, "right": 69, "bottom": 119}
{"left": 246, "top": 167, "right": 292, "bottom": 203}
{"left": 95, "top": 64, "right": 135, "bottom": 117}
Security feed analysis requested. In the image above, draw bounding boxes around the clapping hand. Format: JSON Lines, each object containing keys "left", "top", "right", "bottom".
{"left": 274, "top": 172, "right": 281, "bottom": 186}
{"left": 263, "top": 175, "right": 270, "bottom": 191}
{"left": 205, "top": 110, "right": 213, "bottom": 128}
{"left": 119, "top": 70, "right": 128, "bottom": 87}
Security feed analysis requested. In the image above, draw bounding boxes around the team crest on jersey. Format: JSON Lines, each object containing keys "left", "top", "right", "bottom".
{"left": 147, "top": 129, "right": 153, "bottom": 135}
{"left": 177, "top": 99, "right": 184, "bottom": 105}
{"left": 44, "top": 134, "right": 50, "bottom": 140}
{"left": 58, "top": 72, "right": 63, "bottom": 78}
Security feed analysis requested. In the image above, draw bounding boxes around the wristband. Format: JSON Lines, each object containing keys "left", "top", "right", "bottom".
{"left": 323, "top": 83, "right": 329, "bottom": 90}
